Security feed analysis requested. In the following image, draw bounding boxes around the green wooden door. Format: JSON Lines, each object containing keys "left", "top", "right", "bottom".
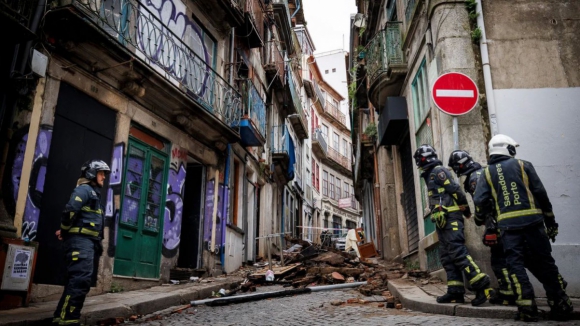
{"left": 114, "top": 138, "right": 169, "bottom": 278}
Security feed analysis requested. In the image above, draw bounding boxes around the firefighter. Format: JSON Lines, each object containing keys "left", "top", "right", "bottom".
{"left": 448, "top": 150, "right": 516, "bottom": 305}
{"left": 53, "top": 160, "right": 110, "bottom": 326}
{"left": 473, "top": 134, "right": 573, "bottom": 321}
{"left": 414, "top": 144, "right": 495, "bottom": 306}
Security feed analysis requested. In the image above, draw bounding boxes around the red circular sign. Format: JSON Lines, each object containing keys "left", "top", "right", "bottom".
{"left": 431, "top": 72, "right": 479, "bottom": 116}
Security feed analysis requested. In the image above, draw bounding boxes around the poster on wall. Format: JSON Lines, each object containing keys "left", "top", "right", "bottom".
{"left": 11, "top": 249, "right": 31, "bottom": 279}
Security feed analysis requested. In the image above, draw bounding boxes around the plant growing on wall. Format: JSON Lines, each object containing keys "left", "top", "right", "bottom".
{"left": 364, "top": 122, "right": 377, "bottom": 139}
{"left": 465, "top": 0, "right": 481, "bottom": 44}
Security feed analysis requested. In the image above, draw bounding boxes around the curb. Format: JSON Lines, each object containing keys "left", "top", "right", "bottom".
{"left": 388, "top": 279, "right": 580, "bottom": 320}
{"left": 0, "top": 278, "right": 243, "bottom": 326}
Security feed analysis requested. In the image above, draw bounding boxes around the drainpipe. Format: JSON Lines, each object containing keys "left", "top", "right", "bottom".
{"left": 291, "top": 0, "right": 300, "bottom": 19}
{"left": 229, "top": 28, "right": 235, "bottom": 85}
{"left": 476, "top": 0, "right": 499, "bottom": 136}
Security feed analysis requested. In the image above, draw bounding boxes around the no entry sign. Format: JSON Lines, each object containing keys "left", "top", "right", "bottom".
{"left": 431, "top": 72, "right": 479, "bottom": 116}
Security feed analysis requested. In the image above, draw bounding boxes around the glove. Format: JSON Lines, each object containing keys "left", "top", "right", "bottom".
{"left": 544, "top": 215, "right": 558, "bottom": 243}
{"left": 546, "top": 223, "right": 559, "bottom": 243}
{"left": 482, "top": 229, "right": 498, "bottom": 247}
{"left": 431, "top": 211, "right": 446, "bottom": 229}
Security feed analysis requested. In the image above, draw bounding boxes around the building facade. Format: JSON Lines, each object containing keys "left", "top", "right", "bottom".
{"left": 350, "top": 0, "right": 580, "bottom": 296}
{"left": 0, "top": 0, "right": 313, "bottom": 303}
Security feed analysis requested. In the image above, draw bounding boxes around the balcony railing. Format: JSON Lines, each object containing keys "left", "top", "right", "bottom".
{"left": 233, "top": 79, "right": 266, "bottom": 142}
{"left": 73, "top": 0, "right": 242, "bottom": 127}
{"left": 264, "top": 40, "right": 285, "bottom": 84}
{"left": 327, "top": 147, "right": 351, "bottom": 172}
{"left": 312, "top": 129, "right": 328, "bottom": 153}
{"left": 364, "top": 22, "right": 405, "bottom": 82}
{"left": 287, "top": 72, "right": 304, "bottom": 118}
{"left": 1, "top": 0, "right": 36, "bottom": 27}
{"left": 324, "top": 100, "right": 346, "bottom": 126}
{"left": 271, "top": 124, "right": 289, "bottom": 154}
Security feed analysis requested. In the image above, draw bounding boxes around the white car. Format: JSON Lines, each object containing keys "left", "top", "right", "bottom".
{"left": 332, "top": 233, "right": 347, "bottom": 251}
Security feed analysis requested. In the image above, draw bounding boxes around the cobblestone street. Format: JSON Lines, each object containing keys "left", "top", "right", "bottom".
{"left": 127, "top": 287, "right": 578, "bottom": 326}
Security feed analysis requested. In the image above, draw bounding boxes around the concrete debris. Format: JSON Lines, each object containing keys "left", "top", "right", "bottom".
{"left": 330, "top": 300, "right": 344, "bottom": 306}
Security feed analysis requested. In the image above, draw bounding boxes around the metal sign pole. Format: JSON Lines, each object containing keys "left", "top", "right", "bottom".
{"left": 453, "top": 116, "right": 459, "bottom": 150}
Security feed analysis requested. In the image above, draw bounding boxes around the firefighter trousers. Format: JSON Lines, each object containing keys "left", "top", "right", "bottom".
{"left": 436, "top": 216, "right": 489, "bottom": 294}
{"left": 489, "top": 242, "right": 515, "bottom": 298}
{"left": 501, "top": 222, "right": 567, "bottom": 309}
{"left": 53, "top": 236, "right": 98, "bottom": 326}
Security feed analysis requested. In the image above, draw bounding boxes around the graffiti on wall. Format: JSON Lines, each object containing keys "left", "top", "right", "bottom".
{"left": 1, "top": 125, "right": 53, "bottom": 241}
{"left": 139, "top": 0, "right": 212, "bottom": 98}
{"left": 161, "top": 146, "right": 187, "bottom": 257}
{"left": 203, "top": 179, "right": 229, "bottom": 255}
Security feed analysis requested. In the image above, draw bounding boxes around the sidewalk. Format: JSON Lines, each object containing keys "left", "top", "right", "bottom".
{"left": 0, "top": 276, "right": 243, "bottom": 326}
{"left": 388, "top": 278, "right": 580, "bottom": 320}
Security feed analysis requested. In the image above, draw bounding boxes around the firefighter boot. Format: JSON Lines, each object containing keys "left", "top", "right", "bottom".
{"left": 514, "top": 305, "right": 539, "bottom": 322}
{"left": 436, "top": 292, "right": 465, "bottom": 304}
{"left": 472, "top": 287, "right": 495, "bottom": 306}
{"left": 489, "top": 290, "right": 516, "bottom": 306}
{"left": 550, "top": 297, "right": 573, "bottom": 321}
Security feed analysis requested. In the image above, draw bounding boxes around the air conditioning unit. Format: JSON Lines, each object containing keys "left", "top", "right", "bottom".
{"left": 378, "top": 97, "right": 409, "bottom": 146}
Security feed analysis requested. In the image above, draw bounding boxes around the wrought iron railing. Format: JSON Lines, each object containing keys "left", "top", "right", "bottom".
{"left": 312, "top": 129, "right": 328, "bottom": 153}
{"left": 271, "top": 124, "right": 289, "bottom": 154}
{"left": 1, "top": 0, "right": 36, "bottom": 27}
{"left": 364, "top": 22, "right": 405, "bottom": 82}
{"left": 264, "top": 40, "right": 286, "bottom": 84}
{"left": 71, "top": 0, "right": 242, "bottom": 127}
{"left": 287, "top": 72, "right": 305, "bottom": 120}
{"left": 327, "top": 147, "right": 351, "bottom": 172}
{"left": 324, "top": 100, "right": 346, "bottom": 126}
{"left": 405, "top": 0, "right": 418, "bottom": 23}
{"left": 244, "top": 80, "right": 266, "bottom": 138}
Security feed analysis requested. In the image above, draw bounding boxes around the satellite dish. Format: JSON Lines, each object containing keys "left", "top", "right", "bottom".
{"left": 353, "top": 13, "right": 367, "bottom": 28}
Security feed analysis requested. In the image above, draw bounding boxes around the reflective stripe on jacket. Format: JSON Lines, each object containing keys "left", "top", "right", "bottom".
{"left": 61, "top": 184, "right": 103, "bottom": 239}
{"left": 423, "top": 165, "right": 470, "bottom": 217}
{"left": 473, "top": 156, "right": 551, "bottom": 229}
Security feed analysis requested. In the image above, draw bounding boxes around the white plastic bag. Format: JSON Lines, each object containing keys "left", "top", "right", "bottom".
{"left": 265, "top": 269, "right": 275, "bottom": 282}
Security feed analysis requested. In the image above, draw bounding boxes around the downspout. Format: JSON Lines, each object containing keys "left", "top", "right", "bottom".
{"left": 291, "top": 0, "right": 300, "bottom": 18}
{"left": 476, "top": 0, "right": 499, "bottom": 136}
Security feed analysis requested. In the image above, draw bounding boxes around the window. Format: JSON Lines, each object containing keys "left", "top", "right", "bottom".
{"left": 342, "top": 139, "right": 348, "bottom": 157}
{"left": 311, "top": 159, "right": 316, "bottom": 189}
{"left": 344, "top": 182, "right": 349, "bottom": 198}
{"left": 333, "top": 132, "right": 339, "bottom": 150}
{"left": 330, "top": 174, "right": 335, "bottom": 199}
{"left": 411, "top": 59, "right": 430, "bottom": 129}
{"left": 332, "top": 68, "right": 336, "bottom": 73}
{"left": 325, "top": 70, "right": 329, "bottom": 74}
{"left": 322, "top": 170, "right": 328, "bottom": 196}
{"left": 351, "top": 185, "right": 356, "bottom": 209}
{"left": 336, "top": 178, "right": 341, "bottom": 199}
{"left": 332, "top": 99, "right": 339, "bottom": 108}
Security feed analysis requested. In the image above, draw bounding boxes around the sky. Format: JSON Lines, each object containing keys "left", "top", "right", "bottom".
{"left": 302, "top": 0, "right": 357, "bottom": 54}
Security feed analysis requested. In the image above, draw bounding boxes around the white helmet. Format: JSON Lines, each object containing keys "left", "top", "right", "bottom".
{"left": 488, "top": 134, "right": 519, "bottom": 157}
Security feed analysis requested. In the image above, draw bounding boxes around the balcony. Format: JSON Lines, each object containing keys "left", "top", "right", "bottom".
{"left": 46, "top": 0, "right": 242, "bottom": 146}
{"left": 311, "top": 129, "right": 328, "bottom": 159}
{"left": 236, "top": 0, "right": 264, "bottom": 48}
{"left": 1, "top": 0, "right": 37, "bottom": 43}
{"left": 232, "top": 80, "right": 266, "bottom": 147}
{"left": 203, "top": 0, "right": 245, "bottom": 29}
{"left": 324, "top": 147, "right": 351, "bottom": 176}
{"left": 365, "top": 22, "right": 407, "bottom": 110}
{"left": 264, "top": 41, "right": 286, "bottom": 91}
{"left": 271, "top": 124, "right": 295, "bottom": 185}
{"left": 323, "top": 100, "right": 348, "bottom": 132}
{"left": 272, "top": 0, "right": 294, "bottom": 54}
{"left": 286, "top": 73, "right": 308, "bottom": 140}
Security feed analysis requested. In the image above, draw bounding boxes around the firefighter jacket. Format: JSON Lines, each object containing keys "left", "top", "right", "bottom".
{"left": 421, "top": 162, "right": 471, "bottom": 219}
{"left": 60, "top": 181, "right": 103, "bottom": 239}
{"left": 473, "top": 156, "right": 553, "bottom": 230}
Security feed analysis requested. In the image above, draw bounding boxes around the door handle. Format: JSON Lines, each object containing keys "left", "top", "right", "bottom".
{"left": 123, "top": 234, "right": 133, "bottom": 239}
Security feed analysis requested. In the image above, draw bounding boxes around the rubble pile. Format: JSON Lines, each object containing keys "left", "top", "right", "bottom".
{"left": 244, "top": 236, "right": 406, "bottom": 299}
